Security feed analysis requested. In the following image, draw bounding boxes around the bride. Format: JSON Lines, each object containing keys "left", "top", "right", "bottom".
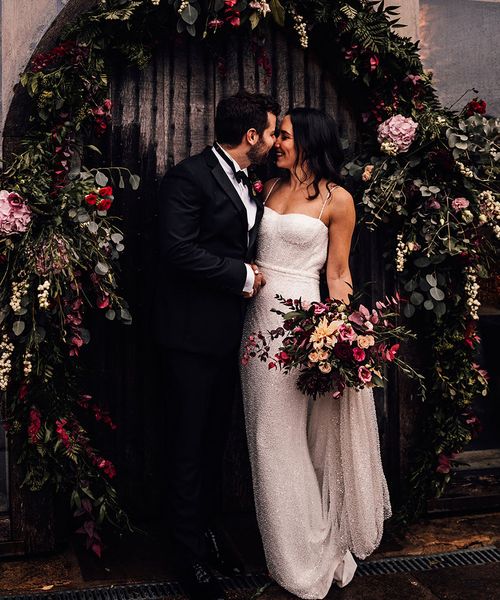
{"left": 241, "top": 107, "right": 391, "bottom": 599}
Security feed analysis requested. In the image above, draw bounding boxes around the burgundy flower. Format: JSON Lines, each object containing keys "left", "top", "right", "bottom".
{"left": 464, "top": 98, "right": 486, "bottom": 117}
{"left": 28, "top": 408, "right": 42, "bottom": 443}
{"left": 333, "top": 342, "right": 352, "bottom": 361}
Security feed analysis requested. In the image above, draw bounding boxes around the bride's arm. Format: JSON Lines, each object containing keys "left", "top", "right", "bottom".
{"left": 325, "top": 188, "right": 356, "bottom": 304}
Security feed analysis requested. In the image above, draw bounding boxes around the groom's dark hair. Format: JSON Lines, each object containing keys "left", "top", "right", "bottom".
{"left": 215, "top": 90, "right": 280, "bottom": 147}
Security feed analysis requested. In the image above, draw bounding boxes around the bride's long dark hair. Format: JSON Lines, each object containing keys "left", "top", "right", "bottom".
{"left": 287, "top": 107, "right": 344, "bottom": 200}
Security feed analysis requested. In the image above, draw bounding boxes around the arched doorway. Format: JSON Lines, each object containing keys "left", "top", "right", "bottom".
{"left": 2, "top": 10, "right": 398, "bottom": 555}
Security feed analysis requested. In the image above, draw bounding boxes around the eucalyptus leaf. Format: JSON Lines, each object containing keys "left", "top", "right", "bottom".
{"left": 118, "top": 172, "right": 125, "bottom": 189}
{"left": 414, "top": 256, "right": 430, "bottom": 268}
{"left": 434, "top": 302, "right": 446, "bottom": 317}
{"left": 0, "top": 307, "right": 9, "bottom": 324}
{"left": 95, "top": 261, "right": 109, "bottom": 276}
{"left": 129, "top": 173, "right": 141, "bottom": 190}
{"left": 430, "top": 254, "right": 446, "bottom": 264}
{"left": 424, "top": 300, "right": 434, "bottom": 310}
{"left": 80, "top": 328, "right": 91, "bottom": 344}
{"left": 120, "top": 307, "right": 132, "bottom": 323}
{"left": 186, "top": 23, "right": 196, "bottom": 36}
{"left": 116, "top": 243, "right": 125, "bottom": 252}
{"left": 105, "top": 309, "right": 116, "bottom": 321}
{"left": 426, "top": 273, "right": 437, "bottom": 287}
{"left": 180, "top": 4, "right": 199, "bottom": 25}
{"left": 403, "top": 280, "right": 416, "bottom": 292}
{"left": 419, "top": 278, "right": 431, "bottom": 292}
{"left": 404, "top": 303, "right": 416, "bottom": 318}
{"left": 177, "top": 18, "right": 186, "bottom": 33}
{"left": 430, "top": 287, "right": 445, "bottom": 301}
{"left": 68, "top": 208, "right": 77, "bottom": 219}
{"left": 13, "top": 321, "right": 25, "bottom": 336}
{"left": 428, "top": 186, "right": 440, "bottom": 194}
{"left": 111, "top": 233, "right": 123, "bottom": 243}
{"left": 410, "top": 291, "right": 424, "bottom": 306}
{"left": 95, "top": 171, "right": 108, "bottom": 186}
{"left": 87, "top": 222, "right": 99, "bottom": 234}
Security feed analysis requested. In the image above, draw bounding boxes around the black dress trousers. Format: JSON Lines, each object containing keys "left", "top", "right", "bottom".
{"left": 163, "top": 347, "right": 239, "bottom": 563}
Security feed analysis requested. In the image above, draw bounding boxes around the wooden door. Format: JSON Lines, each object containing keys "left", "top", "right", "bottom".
{"left": 95, "top": 26, "right": 379, "bottom": 521}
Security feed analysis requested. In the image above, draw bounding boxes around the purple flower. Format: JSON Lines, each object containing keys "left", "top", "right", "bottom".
{"left": 0, "top": 190, "right": 32, "bottom": 235}
{"left": 377, "top": 114, "right": 418, "bottom": 154}
{"left": 451, "top": 197, "right": 470, "bottom": 211}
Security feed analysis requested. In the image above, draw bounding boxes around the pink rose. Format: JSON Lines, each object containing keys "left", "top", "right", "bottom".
{"left": 452, "top": 197, "right": 469, "bottom": 211}
{"left": 353, "top": 347, "right": 366, "bottom": 362}
{"left": 358, "top": 366, "right": 372, "bottom": 384}
{"left": 338, "top": 324, "right": 357, "bottom": 343}
{"left": 0, "top": 190, "right": 32, "bottom": 235}
{"left": 377, "top": 114, "right": 418, "bottom": 153}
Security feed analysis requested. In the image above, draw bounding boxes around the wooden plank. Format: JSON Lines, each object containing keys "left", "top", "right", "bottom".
{"left": 271, "top": 29, "right": 290, "bottom": 114}
{"left": 188, "top": 36, "right": 214, "bottom": 154}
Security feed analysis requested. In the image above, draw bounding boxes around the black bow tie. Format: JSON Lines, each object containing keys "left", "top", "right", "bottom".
{"left": 214, "top": 143, "right": 252, "bottom": 189}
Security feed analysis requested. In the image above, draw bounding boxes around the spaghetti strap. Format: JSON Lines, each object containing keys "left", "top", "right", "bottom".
{"left": 318, "top": 183, "right": 337, "bottom": 221}
{"left": 264, "top": 178, "right": 281, "bottom": 204}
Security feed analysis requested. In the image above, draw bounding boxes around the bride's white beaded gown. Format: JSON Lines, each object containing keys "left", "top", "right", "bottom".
{"left": 240, "top": 188, "right": 392, "bottom": 599}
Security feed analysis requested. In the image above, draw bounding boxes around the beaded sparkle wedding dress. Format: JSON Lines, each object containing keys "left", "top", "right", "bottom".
{"left": 240, "top": 187, "right": 392, "bottom": 599}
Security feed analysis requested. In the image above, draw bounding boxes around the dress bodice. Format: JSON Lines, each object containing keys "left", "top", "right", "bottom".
{"left": 256, "top": 207, "right": 328, "bottom": 280}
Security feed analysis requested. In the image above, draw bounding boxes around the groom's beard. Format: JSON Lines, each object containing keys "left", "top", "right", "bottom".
{"left": 247, "top": 138, "right": 270, "bottom": 166}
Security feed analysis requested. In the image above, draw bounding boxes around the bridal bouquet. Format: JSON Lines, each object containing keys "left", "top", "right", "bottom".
{"left": 242, "top": 294, "right": 421, "bottom": 400}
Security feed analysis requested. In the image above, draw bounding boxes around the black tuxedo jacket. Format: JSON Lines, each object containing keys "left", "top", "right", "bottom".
{"left": 154, "top": 147, "right": 264, "bottom": 355}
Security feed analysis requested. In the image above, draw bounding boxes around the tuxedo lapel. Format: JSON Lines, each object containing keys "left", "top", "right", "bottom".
{"left": 202, "top": 147, "right": 247, "bottom": 227}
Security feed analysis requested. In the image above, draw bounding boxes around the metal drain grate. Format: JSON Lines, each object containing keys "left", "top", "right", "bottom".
{"left": 357, "top": 545, "right": 500, "bottom": 576}
{"left": 0, "top": 573, "right": 272, "bottom": 600}
{"left": 2, "top": 547, "right": 499, "bottom": 599}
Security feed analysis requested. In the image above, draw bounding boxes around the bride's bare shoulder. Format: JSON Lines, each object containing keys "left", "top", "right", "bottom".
{"left": 323, "top": 183, "right": 355, "bottom": 221}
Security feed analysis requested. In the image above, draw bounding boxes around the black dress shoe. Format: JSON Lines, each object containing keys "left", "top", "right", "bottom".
{"left": 178, "top": 560, "right": 227, "bottom": 600}
{"left": 205, "top": 527, "right": 245, "bottom": 576}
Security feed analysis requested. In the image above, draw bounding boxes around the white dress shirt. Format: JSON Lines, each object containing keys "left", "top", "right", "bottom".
{"left": 212, "top": 145, "right": 256, "bottom": 293}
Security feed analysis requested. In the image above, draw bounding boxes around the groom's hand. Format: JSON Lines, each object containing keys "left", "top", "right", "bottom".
{"left": 251, "top": 264, "right": 266, "bottom": 296}
{"left": 242, "top": 264, "right": 266, "bottom": 298}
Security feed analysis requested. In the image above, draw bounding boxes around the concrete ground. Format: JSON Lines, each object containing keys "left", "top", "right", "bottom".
{"left": 1, "top": 512, "right": 500, "bottom": 599}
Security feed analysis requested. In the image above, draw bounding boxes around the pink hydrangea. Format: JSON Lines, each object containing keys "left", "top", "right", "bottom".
{"left": 451, "top": 197, "right": 469, "bottom": 211}
{"left": 377, "top": 114, "right": 418, "bottom": 154}
{"left": 0, "top": 190, "right": 31, "bottom": 235}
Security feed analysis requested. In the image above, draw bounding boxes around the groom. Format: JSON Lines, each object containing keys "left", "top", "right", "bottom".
{"left": 156, "top": 91, "right": 280, "bottom": 600}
